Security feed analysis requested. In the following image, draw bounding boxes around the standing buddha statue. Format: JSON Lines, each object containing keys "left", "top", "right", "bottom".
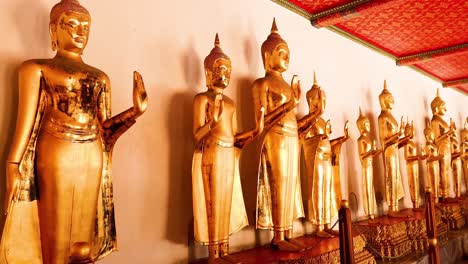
{"left": 377, "top": 81, "right": 410, "bottom": 217}
{"left": 462, "top": 118, "right": 468, "bottom": 191}
{"left": 356, "top": 108, "right": 381, "bottom": 219}
{"left": 253, "top": 18, "right": 305, "bottom": 251}
{"left": 430, "top": 89, "right": 455, "bottom": 199}
{"left": 450, "top": 122, "right": 463, "bottom": 197}
{"left": 192, "top": 34, "right": 264, "bottom": 263}
{"left": 1, "top": 1, "right": 148, "bottom": 263}
{"left": 300, "top": 74, "right": 349, "bottom": 237}
{"left": 424, "top": 121, "right": 443, "bottom": 202}
{"left": 403, "top": 121, "right": 424, "bottom": 209}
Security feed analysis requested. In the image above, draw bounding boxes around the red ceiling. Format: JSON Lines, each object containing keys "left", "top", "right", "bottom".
{"left": 274, "top": 0, "right": 468, "bottom": 94}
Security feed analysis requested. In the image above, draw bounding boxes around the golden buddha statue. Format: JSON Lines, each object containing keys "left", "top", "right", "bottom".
{"left": 1, "top": 1, "right": 148, "bottom": 263}
{"left": 377, "top": 81, "right": 410, "bottom": 216}
{"left": 424, "top": 122, "right": 442, "bottom": 202}
{"left": 300, "top": 74, "right": 349, "bottom": 237}
{"left": 192, "top": 34, "right": 264, "bottom": 263}
{"left": 356, "top": 108, "right": 381, "bottom": 219}
{"left": 450, "top": 122, "right": 463, "bottom": 197}
{"left": 253, "top": 19, "right": 305, "bottom": 251}
{"left": 462, "top": 118, "right": 468, "bottom": 191}
{"left": 403, "top": 121, "right": 424, "bottom": 209}
{"left": 430, "top": 89, "right": 455, "bottom": 199}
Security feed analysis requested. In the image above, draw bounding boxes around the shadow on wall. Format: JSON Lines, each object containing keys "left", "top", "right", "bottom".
{"left": 0, "top": 0, "right": 49, "bottom": 234}
{"left": 165, "top": 42, "right": 201, "bottom": 261}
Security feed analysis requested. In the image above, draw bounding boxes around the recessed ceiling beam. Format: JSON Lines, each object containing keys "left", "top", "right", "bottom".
{"left": 396, "top": 44, "right": 468, "bottom": 66}
{"left": 442, "top": 78, "right": 468, "bottom": 88}
{"left": 310, "top": 0, "right": 403, "bottom": 28}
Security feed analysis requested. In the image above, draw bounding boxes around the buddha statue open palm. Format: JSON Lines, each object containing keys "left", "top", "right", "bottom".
{"left": 1, "top": 1, "right": 148, "bottom": 263}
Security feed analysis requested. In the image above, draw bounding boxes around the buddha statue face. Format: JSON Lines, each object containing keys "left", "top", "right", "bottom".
{"left": 208, "top": 58, "right": 231, "bottom": 89}
{"left": 264, "top": 43, "right": 289, "bottom": 73}
{"left": 50, "top": 11, "right": 91, "bottom": 54}
{"left": 433, "top": 100, "right": 447, "bottom": 116}
{"left": 379, "top": 93, "right": 394, "bottom": 111}
{"left": 357, "top": 118, "right": 370, "bottom": 134}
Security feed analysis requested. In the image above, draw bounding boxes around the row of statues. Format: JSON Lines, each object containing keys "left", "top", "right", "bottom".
{"left": 191, "top": 19, "right": 468, "bottom": 263}
{"left": 0, "top": 0, "right": 466, "bottom": 263}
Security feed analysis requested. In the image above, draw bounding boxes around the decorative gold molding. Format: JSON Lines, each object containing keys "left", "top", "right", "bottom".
{"left": 397, "top": 43, "right": 468, "bottom": 65}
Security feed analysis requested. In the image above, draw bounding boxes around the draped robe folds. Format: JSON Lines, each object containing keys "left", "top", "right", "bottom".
{"left": 256, "top": 129, "right": 304, "bottom": 230}
{"left": 192, "top": 144, "right": 248, "bottom": 244}
{"left": 0, "top": 89, "right": 118, "bottom": 264}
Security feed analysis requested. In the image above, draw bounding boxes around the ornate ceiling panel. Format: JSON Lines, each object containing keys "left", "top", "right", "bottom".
{"left": 272, "top": 0, "right": 468, "bottom": 94}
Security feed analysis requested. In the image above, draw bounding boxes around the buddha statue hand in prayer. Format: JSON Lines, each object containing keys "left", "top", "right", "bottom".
{"left": 356, "top": 108, "right": 381, "bottom": 219}
{"left": 377, "top": 81, "right": 410, "bottom": 217}
{"left": 253, "top": 18, "right": 305, "bottom": 251}
{"left": 192, "top": 34, "right": 264, "bottom": 263}
{"left": 2, "top": 1, "right": 148, "bottom": 263}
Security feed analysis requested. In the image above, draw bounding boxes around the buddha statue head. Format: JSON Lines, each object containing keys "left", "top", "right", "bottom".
{"left": 49, "top": 0, "right": 91, "bottom": 54}
{"left": 306, "top": 71, "right": 326, "bottom": 115}
{"left": 430, "top": 88, "right": 447, "bottom": 116}
{"left": 356, "top": 107, "right": 370, "bottom": 134}
{"left": 261, "top": 18, "right": 289, "bottom": 73}
{"left": 204, "top": 34, "right": 231, "bottom": 90}
{"left": 424, "top": 120, "right": 435, "bottom": 142}
{"left": 462, "top": 118, "right": 468, "bottom": 142}
{"left": 379, "top": 80, "right": 394, "bottom": 111}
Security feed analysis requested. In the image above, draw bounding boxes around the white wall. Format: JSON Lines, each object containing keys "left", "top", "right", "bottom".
{"left": 0, "top": 0, "right": 466, "bottom": 263}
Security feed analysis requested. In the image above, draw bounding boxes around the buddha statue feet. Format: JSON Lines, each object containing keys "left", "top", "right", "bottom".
{"left": 316, "top": 230, "right": 334, "bottom": 238}
{"left": 271, "top": 239, "right": 303, "bottom": 251}
{"left": 325, "top": 229, "right": 340, "bottom": 236}
{"left": 68, "top": 242, "right": 94, "bottom": 264}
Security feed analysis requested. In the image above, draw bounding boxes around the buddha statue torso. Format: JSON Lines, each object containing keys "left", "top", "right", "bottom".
{"left": 264, "top": 75, "right": 297, "bottom": 134}
{"left": 379, "top": 111, "right": 398, "bottom": 142}
{"left": 37, "top": 58, "right": 107, "bottom": 142}
{"left": 307, "top": 117, "right": 331, "bottom": 156}
{"left": 202, "top": 92, "right": 235, "bottom": 143}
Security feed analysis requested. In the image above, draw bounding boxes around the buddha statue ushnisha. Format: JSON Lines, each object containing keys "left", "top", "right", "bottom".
{"left": 430, "top": 89, "right": 455, "bottom": 200}
{"left": 377, "top": 81, "right": 410, "bottom": 217}
{"left": 356, "top": 108, "right": 380, "bottom": 219}
{"left": 300, "top": 73, "right": 349, "bottom": 237}
{"left": 1, "top": 1, "right": 148, "bottom": 263}
{"left": 253, "top": 18, "right": 305, "bottom": 251}
{"left": 192, "top": 34, "right": 264, "bottom": 263}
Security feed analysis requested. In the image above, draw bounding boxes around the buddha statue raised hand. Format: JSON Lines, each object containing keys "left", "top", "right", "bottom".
{"left": 2, "top": 1, "right": 148, "bottom": 263}
{"left": 253, "top": 19, "right": 305, "bottom": 251}
{"left": 192, "top": 34, "right": 264, "bottom": 263}
{"left": 356, "top": 108, "right": 381, "bottom": 219}
{"left": 300, "top": 74, "right": 349, "bottom": 237}
{"left": 377, "top": 81, "right": 411, "bottom": 217}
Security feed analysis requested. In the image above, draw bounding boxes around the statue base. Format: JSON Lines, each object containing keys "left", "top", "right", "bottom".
{"left": 439, "top": 198, "right": 465, "bottom": 230}
{"left": 191, "top": 233, "right": 375, "bottom": 264}
{"left": 354, "top": 208, "right": 448, "bottom": 260}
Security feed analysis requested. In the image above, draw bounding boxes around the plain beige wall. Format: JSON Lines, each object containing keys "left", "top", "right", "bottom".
{"left": 0, "top": 0, "right": 466, "bottom": 263}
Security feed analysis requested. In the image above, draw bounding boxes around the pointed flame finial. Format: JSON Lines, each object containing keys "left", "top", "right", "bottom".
{"left": 436, "top": 88, "right": 440, "bottom": 97}
{"left": 313, "top": 71, "right": 318, "bottom": 85}
{"left": 383, "top": 80, "right": 388, "bottom": 91}
{"left": 214, "top": 33, "right": 220, "bottom": 48}
{"left": 271, "top": 17, "right": 278, "bottom": 33}
{"left": 359, "top": 107, "right": 363, "bottom": 116}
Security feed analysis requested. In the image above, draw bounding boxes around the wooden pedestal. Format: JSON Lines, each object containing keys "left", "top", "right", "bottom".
{"left": 439, "top": 199, "right": 465, "bottom": 230}
{"left": 354, "top": 208, "right": 449, "bottom": 260}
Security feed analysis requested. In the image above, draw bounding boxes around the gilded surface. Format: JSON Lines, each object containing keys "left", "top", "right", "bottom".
{"left": 192, "top": 35, "right": 262, "bottom": 260}
{"left": 462, "top": 119, "right": 468, "bottom": 188}
{"left": 377, "top": 81, "right": 408, "bottom": 215}
{"left": 424, "top": 123, "right": 442, "bottom": 201}
{"left": 403, "top": 122, "right": 422, "bottom": 208}
{"left": 1, "top": 1, "right": 147, "bottom": 263}
{"left": 430, "top": 89, "right": 455, "bottom": 199}
{"left": 253, "top": 19, "right": 305, "bottom": 251}
{"left": 356, "top": 109, "right": 380, "bottom": 219}
{"left": 300, "top": 74, "right": 348, "bottom": 236}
